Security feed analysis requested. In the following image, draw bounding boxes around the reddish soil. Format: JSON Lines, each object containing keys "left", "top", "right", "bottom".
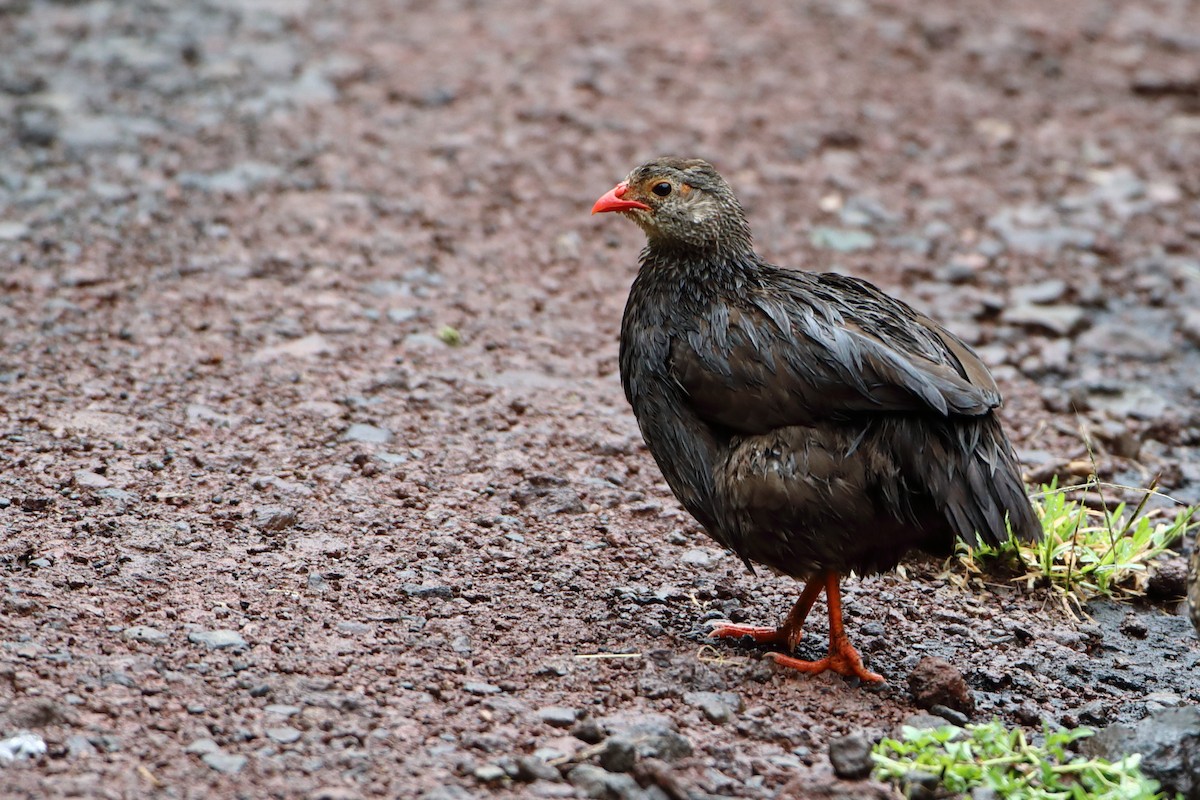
{"left": 2, "top": 1, "right": 1199, "bottom": 798}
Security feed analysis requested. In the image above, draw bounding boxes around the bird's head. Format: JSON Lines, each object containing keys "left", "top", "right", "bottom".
{"left": 592, "top": 158, "right": 752, "bottom": 253}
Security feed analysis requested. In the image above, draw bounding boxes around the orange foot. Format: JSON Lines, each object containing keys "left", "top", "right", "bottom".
{"left": 708, "top": 623, "right": 792, "bottom": 647}
{"left": 768, "top": 636, "right": 884, "bottom": 684}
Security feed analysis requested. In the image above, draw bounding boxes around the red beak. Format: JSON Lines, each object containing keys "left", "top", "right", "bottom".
{"left": 591, "top": 181, "right": 651, "bottom": 214}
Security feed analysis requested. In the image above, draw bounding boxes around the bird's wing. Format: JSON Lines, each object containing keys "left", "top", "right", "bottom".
{"left": 670, "top": 271, "right": 1001, "bottom": 435}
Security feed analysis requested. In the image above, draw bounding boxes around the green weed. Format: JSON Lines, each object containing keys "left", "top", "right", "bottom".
{"left": 956, "top": 478, "right": 1196, "bottom": 612}
{"left": 872, "top": 721, "right": 1176, "bottom": 799}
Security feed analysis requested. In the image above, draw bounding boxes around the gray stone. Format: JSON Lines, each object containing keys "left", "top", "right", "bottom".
{"left": 178, "top": 161, "right": 283, "bottom": 194}
{"left": 201, "top": 750, "right": 247, "bottom": 774}
{"left": 1001, "top": 304, "right": 1086, "bottom": 336}
{"left": 464, "top": 681, "right": 501, "bottom": 696}
{"left": 123, "top": 625, "right": 169, "bottom": 644}
{"left": 828, "top": 730, "right": 873, "bottom": 780}
{"left": 810, "top": 226, "right": 876, "bottom": 252}
{"left": 253, "top": 505, "right": 298, "bottom": 532}
{"left": 536, "top": 706, "right": 578, "bottom": 728}
{"left": 188, "top": 629, "right": 248, "bottom": 650}
{"left": 65, "top": 735, "right": 96, "bottom": 758}
{"left": 402, "top": 584, "right": 453, "bottom": 600}
{"left": 185, "top": 738, "right": 221, "bottom": 755}
{"left": 343, "top": 423, "right": 392, "bottom": 444}
{"left": 266, "top": 726, "right": 302, "bottom": 744}
{"left": 1086, "top": 706, "right": 1200, "bottom": 799}
{"left": 599, "top": 736, "right": 637, "bottom": 772}
{"left": 265, "top": 704, "right": 301, "bottom": 717}
{"left": 567, "top": 764, "right": 643, "bottom": 799}
{"left": 473, "top": 764, "right": 507, "bottom": 784}
{"left": 0, "top": 222, "right": 31, "bottom": 241}
{"left": 515, "top": 755, "right": 560, "bottom": 782}
{"left": 683, "top": 690, "right": 741, "bottom": 724}
{"left": 1010, "top": 279, "right": 1068, "bottom": 305}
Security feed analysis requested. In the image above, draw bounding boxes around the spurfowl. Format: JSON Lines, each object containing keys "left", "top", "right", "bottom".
{"left": 592, "top": 158, "right": 1040, "bottom": 683}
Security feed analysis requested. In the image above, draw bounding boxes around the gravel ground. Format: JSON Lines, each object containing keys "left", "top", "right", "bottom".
{"left": 2, "top": 1, "right": 1199, "bottom": 798}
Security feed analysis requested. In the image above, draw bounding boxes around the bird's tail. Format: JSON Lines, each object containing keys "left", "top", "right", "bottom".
{"left": 896, "top": 415, "right": 1041, "bottom": 549}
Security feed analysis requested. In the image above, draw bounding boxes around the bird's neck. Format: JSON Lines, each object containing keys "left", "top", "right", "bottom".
{"left": 638, "top": 239, "right": 762, "bottom": 293}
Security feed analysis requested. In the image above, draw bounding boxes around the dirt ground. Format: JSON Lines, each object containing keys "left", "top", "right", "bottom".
{"left": 2, "top": 1, "right": 1200, "bottom": 798}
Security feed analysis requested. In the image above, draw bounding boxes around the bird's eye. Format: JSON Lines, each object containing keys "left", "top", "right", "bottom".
{"left": 651, "top": 182, "right": 672, "bottom": 197}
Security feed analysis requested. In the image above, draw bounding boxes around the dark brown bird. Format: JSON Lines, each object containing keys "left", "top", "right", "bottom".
{"left": 592, "top": 157, "right": 1040, "bottom": 683}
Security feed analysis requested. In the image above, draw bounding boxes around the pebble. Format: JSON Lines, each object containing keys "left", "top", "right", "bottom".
{"left": 828, "top": 730, "right": 873, "bottom": 780}
{"left": 265, "top": 704, "right": 302, "bottom": 717}
{"left": 682, "top": 690, "right": 741, "bottom": 724}
{"left": 185, "top": 738, "right": 221, "bottom": 755}
{"left": 514, "top": 755, "right": 560, "bottom": 783}
{"left": 464, "top": 681, "right": 501, "bottom": 695}
{"left": 809, "top": 226, "right": 876, "bottom": 252}
{"left": 679, "top": 548, "right": 721, "bottom": 568}
{"left": 178, "top": 161, "right": 283, "bottom": 194}
{"left": 65, "top": 735, "right": 96, "bottom": 758}
{"left": 253, "top": 505, "right": 298, "bottom": 532}
{"left": 0, "top": 222, "right": 31, "bottom": 241}
{"left": 188, "top": 629, "right": 248, "bottom": 650}
{"left": 566, "top": 764, "right": 642, "bottom": 800}
{"left": 536, "top": 706, "right": 578, "bottom": 728}
{"left": 343, "top": 423, "right": 392, "bottom": 444}
{"left": 266, "top": 726, "right": 302, "bottom": 744}
{"left": 1000, "top": 304, "right": 1086, "bottom": 336}
{"left": 202, "top": 750, "right": 248, "bottom": 774}
{"left": 123, "top": 625, "right": 169, "bottom": 645}
{"left": 907, "top": 656, "right": 975, "bottom": 717}
{"left": 473, "top": 764, "right": 507, "bottom": 784}
{"left": 598, "top": 737, "right": 637, "bottom": 772}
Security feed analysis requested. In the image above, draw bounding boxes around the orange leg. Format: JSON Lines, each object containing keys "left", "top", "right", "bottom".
{"left": 709, "top": 575, "right": 824, "bottom": 651}
{"left": 770, "top": 572, "right": 884, "bottom": 684}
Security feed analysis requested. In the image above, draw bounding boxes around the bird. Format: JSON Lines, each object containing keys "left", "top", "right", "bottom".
{"left": 592, "top": 157, "right": 1041, "bottom": 683}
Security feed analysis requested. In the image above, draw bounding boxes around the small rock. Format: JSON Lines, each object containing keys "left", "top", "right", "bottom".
{"left": 902, "top": 712, "right": 951, "bottom": 730}
{"left": 402, "top": 584, "right": 453, "bottom": 600}
{"left": 810, "top": 226, "right": 877, "bottom": 252}
{"left": 571, "top": 718, "right": 606, "bottom": 744}
{"left": 930, "top": 704, "right": 970, "bottom": 726}
{"left": 908, "top": 656, "right": 975, "bottom": 717}
{"left": 682, "top": 690, "right": 741, "bottom": 724}
{"left": 567, "top": 764, "right": 642, "bottom": 799}
{"left": 123, "top": 625, "right": 169, "bottom": 645}
{"left": 0, "top": 733, "right": 46, "bottom": 765}
{"left": 828, "top": 730, "right": 873, "bottom": 780}
{"left": 536, "top": 706, "right": 577, "bottom": 728}
{"left": 464, "top": 681, "right": 501, "bottom": 696}
{"left": 1086, "top": 706, "right": 1200, "bottom": 799}
{"left": 179, "top": 161, "right": 283, "bottom": 194}
{"left": 1147, "top": 557, "right": 1189, "bottom": 599}
{"left": 515, "top": 755, "right": 560, "bottom": 783}
{"left": 185, "top": 739, "right": 221, "bottom": 755}
{"left": 679, "top": 549, "right": 721, "bottom": 568}
{"left": 473, "top": 764, "right": 507, "bottom": 784}
{"left": 72, "top": 472, "right": 112, "bottom": 491}
{"left": 201, "top": 750, "right": 247, "bottom": 774}
{"left": 266, "top": 726, "right": 302, "bottom": 744}
{"left": 64, "top": 735, "right": 96, "bottom": 758}
{"left": 306, "top": 788, "right": 364, "bottom": 800}
{"left": 253, "top": 505, "right": 297, "bottom": 532}
{"left": 265, "top": 704, "right": 301, "bottom": 717}
{"left": 1001, "top": 304, "right": 1086, "bottom": 336}
{"left": 599, "top": 737, "right": 638, "bottom": 773}
{"left": 188, "top": 629, "right": 248, "bottom": 650}
{"left": 0, "top": 222, "right": 30, "bottom": 241}
{"left": 343, "top": 423, "right": 392, "bottom": 444}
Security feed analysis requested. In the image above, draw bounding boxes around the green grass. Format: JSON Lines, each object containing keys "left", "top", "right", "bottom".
{"left": 956, "top": 478, "right": 1196, "bottom": 612}
{"left": 872, "top": 721, "right": 1176, "bottom": 799}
